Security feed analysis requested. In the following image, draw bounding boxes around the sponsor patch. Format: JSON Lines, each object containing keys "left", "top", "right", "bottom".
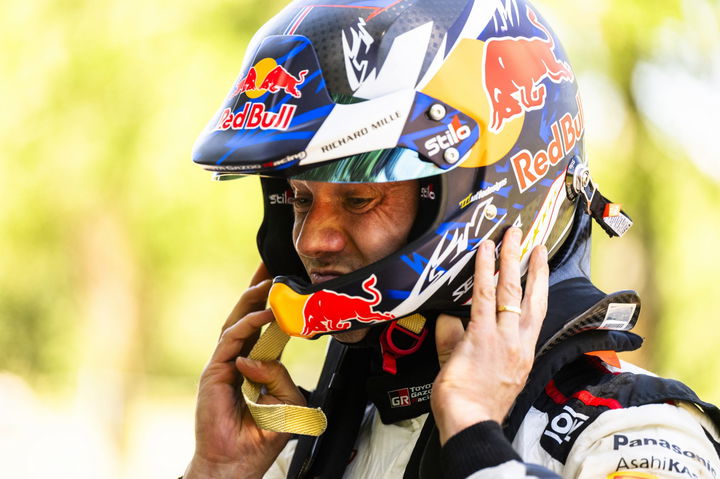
{"left": 388, "top": 383, "right": 433, "bottom": 408}
{"left": 458, "top": 178, "right": 508, "bottom": 208}
{"left": 424, "top": 116, "right": 472, "bottom": 157}
{"left": 543, "top": 405, "right": 589, "bottom": 445}
{"left": 269, "top": 189, "right": 293, "bottom": 205}
{"left": 599, "top": 303, "right": 636, "bottom": 331}
{"left": 215, "top": 103, "right": 296, "bottom": 131}
{"left": 319, "top": 110, "right": 402, "bottom": 154}
{"left": 420, "top": 183, "right": 436, "bottom": 200}
{"left": 510, "top": 92, "right": 584, "bottom": 192}
{"left": 483, "top": 5, "right": 575, "bottom": 133}
{"left": 231, "top": 57, "right": 308, "bottom": 99}
{"left": 613, "top": 433, "right": 718, "bottom": 478}
{"left": 301, "top": 275, "right": 394, "bottom": 336}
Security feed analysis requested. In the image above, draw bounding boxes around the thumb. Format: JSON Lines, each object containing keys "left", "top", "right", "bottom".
{"left": 236, "top": 357, "right": 306, "bottom": 407}
{"left": 435, "top": 314, "right": 465, "bottom": 368}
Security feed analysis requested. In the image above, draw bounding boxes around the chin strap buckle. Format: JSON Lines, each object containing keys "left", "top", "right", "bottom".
{"left": 379, "top": 314, "right": 428, "bottom": 375}
{"left": 565, "top": 156, "right": 633, "bottom": 238}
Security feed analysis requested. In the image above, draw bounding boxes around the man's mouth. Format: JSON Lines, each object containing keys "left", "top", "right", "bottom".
{"left": 309, "top": 271, "right": 345, "bottom": 284}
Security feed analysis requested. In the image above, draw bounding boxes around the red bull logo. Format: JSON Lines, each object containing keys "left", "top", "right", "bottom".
{"left": 511, "top": 91, "right": 584, "bottom": 192}
{"left": 231, "top": 58, "right": 309, "bottom": 99}
{"left": 483, "top": 6, "right": 574, "bottom": 133}
{"left": 301, "top": 275, "right": 395, "bottom": 336}
{"left": 215, "top": 102, "right": 296, "bottom": 131}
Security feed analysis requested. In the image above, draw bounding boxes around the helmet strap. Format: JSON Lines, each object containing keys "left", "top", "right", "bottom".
{"left": 566, "top": 157, "right": 633, "bottom": 238}
{"left": 366, "top": 313, "right": 440, "bottom": 424}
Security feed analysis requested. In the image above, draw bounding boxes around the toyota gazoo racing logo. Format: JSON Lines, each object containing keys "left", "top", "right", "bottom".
{"left": 483, "top": 5, "right": 574, "bottom": 133}
{"left": 216, "top": 58, "right": 309, "bottom": 132}
{"left": 388, "top": 383, "right": 433, "bottom": 408}
{"left": 424, "top": 116, "right": 472, "bottom": 157}
{"left": 301, "top": 275, "right": 395, "bottom": 336}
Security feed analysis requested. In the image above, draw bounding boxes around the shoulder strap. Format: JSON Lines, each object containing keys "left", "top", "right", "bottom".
{"left": 287, "top": 340, "right": 371, "bottom": 478}
{"left": 403, "top": 414, "right": 441, "bottom": 479}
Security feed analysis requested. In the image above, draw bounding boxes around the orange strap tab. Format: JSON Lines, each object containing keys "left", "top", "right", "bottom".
{"left": 585, "top": 350, "right": 621, "bottom": 368}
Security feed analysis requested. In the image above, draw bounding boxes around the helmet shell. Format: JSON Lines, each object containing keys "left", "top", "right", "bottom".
{"left": 194, "top": 0, "right": 585, "bottom": 338}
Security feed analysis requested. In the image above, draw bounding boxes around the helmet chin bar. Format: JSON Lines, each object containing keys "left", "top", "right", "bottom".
{"left": 269, "top": 275, "right": 398, "bottom": 339}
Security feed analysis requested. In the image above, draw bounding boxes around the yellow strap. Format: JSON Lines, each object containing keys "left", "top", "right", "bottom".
{"left": 397, "top": 313, "right": 426, "bottom": 334}
{"left": 241, "top": 321, "right": 328, "bottom": 436}
{"left": 241, "top": 315, "right": 426, "bottom": 437}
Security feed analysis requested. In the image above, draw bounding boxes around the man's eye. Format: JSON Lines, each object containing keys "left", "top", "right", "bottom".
{"left": 290, "top": 196, "right": 311, "bottom": 210}
{"left": 346, "top": 197, "right": 372, "bottom": 209}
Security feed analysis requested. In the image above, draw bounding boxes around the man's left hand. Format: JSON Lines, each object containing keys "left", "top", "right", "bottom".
{"left": 431, "top": 227, "right": 549, "bottom": 445}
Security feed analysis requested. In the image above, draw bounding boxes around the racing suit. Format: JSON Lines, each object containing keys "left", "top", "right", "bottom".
{"left": 266, "top": 217, "right": 720, "bottom": 478}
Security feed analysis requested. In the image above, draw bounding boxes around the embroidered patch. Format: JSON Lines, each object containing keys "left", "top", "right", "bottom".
{"left": 542, "top": 405, "right": 589, "bottom": 444}
{"left": 387, "top": 383, "right": 433, "bottom": 408}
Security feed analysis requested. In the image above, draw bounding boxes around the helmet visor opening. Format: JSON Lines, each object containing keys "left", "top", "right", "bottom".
{"left": 289, "top": 147, "right": 448, "bottom": 183}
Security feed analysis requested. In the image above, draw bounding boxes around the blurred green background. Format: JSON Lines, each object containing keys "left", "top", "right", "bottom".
{"left": 1, "top": 0, "right": 719, "bottom": 476}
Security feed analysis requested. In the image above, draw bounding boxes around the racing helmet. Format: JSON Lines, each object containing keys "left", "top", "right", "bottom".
{"left": 193, "top": 0, "right": 631, "bottom": 340}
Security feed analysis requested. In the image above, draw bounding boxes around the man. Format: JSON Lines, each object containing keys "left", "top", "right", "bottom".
{"left": 185, "top": 0, "right": 720, "bottom": 477}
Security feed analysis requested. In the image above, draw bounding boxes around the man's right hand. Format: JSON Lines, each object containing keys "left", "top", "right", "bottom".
{"left": 184, "top": 265, "right": 306, "bottom": 479}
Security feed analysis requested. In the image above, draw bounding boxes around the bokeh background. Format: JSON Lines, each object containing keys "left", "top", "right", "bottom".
{"left": 1, "top": 0, "right": 719, "bottom": 476}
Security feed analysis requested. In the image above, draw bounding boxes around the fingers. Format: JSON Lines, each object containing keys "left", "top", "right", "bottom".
{"left": 496, "top": 227, "right": 523, "bottom": 329}
{"left": 249, "top": 263, "right": 272, "bottom": 287}
{"left": 520, "top": 244, "right": 549, "bottom": 346}
{"left": 212, "top": 309, "right": 275, "bottom": 364}
{"left": 435, "top": 314, "right": 465, "bottom": 367}
{"left": 221, "top": 278, "right": 273, "bottom": 333}
{"left": 470, "top": 239, "right": 497, "bottom": 330}
{"left": 236, "top": 357, "right": 306, "bottom": 407}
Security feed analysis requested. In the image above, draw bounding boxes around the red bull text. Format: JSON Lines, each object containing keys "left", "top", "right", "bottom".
{"left": 215, "top": 103, "right": 296, "bottom": 131}
{"left": 483, "top": 6, "right": 574, "bottom": 133}
{"left": 511, "top": 92, "right": 584, "bottom": 192}
{"left": 301, "top": 275, "right": 395, "bottom": 336}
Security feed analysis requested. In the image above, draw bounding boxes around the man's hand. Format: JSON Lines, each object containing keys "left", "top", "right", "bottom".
{"left": 432, "top": 227, "right": 549, "bottom": 445}
{"left": 184, "top": 264, "right": 306, "bottom": 479}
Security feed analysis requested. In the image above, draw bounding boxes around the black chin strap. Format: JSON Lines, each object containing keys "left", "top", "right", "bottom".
{"left": 287, "top": 340, "right": 371, "bottom": 479}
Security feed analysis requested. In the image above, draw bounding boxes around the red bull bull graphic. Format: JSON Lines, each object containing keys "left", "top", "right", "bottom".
{"left": 268, "top": 274, "right": 397, "bottom": 338}
{"left": 231, "top": 57, "right": 309, "bottom": 99}
{"left": 216, "top": 57, "right": 309, "bottom": 132}
{"left": 483, "top": 6, "right": 574, "bottom": 133}
{"left": 511, "top": 91, "right": 584, "bottom": 192}
{"left": 301, "top": 275, "right": 395, "bottom": 336}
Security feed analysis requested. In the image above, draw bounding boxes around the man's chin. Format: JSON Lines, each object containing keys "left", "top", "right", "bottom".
{"left": 333, "top": 328, "right": 370, "bottom": 344}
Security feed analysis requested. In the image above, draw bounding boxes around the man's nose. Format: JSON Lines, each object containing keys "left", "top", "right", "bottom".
{"left": 294, "top": 202, "right": 348, "bottom": 258}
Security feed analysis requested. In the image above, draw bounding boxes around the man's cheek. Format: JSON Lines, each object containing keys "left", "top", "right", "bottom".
{"left": 362, "top": 230, "right": 408, "bottom": 263}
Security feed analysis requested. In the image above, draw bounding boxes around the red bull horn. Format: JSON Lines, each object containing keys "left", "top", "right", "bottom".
{"left": 483, "top": 6, "right": 574, "bottom": 133}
